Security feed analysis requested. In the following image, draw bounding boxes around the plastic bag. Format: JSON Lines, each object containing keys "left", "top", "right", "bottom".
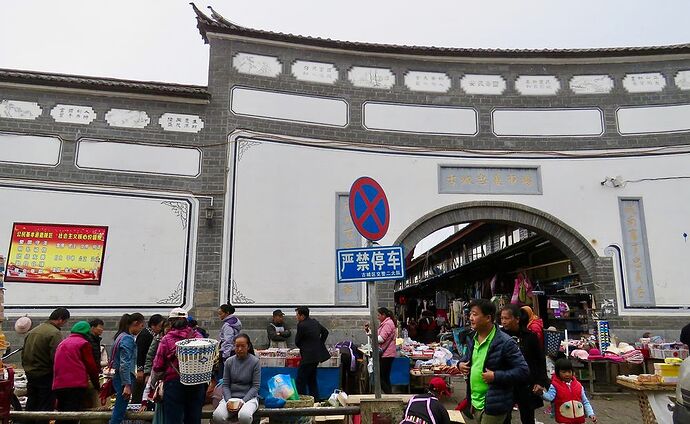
{"left": 268, "top": 374, "right": 298, "bottom": 400}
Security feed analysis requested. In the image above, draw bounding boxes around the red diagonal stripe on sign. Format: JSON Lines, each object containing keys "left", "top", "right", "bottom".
{"left": 353, "top": 187, "right": 385, "bottom": 230}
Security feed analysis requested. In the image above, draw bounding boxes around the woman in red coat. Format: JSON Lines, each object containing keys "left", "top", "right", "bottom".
{"left": 521, "top": 306, "right": 544, "bottom": 348}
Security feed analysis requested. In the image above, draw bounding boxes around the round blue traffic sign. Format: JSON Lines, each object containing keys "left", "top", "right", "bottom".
{"left": 349, "top": 176, "right": 390, "bottom": 241}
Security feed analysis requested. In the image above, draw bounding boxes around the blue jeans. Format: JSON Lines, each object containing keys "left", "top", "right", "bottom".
{"left": 109, "top": 374, "right": 130, "bottom": 424}
{"left": 163, "top": 379, "right": 207, "bottom": 424}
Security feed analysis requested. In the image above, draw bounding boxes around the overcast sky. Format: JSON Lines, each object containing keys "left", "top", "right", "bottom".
{"left": 1, "top": 1, "right": 689, "bottom": 85}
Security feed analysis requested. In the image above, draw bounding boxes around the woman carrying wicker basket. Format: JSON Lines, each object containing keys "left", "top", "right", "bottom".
{"left": 212, "top": 333, "right": 261, "bottom": 424}
{"left": 152, "top": 308, "right": 205, "bottom": 424}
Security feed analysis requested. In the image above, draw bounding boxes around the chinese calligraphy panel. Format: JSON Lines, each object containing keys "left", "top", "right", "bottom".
{"left": 622, "top": 73, "right": 666, "bottom": 93}
{"left": 348, "top": 67, "right": 395, "bottom": 89}
{"left": 292, "top": 60, "right": 338, "bottom": 85}
{"left": 460, "top": 74, "right": 506, "bottom": 95}
{"left": 618, "top": 198, "right": 655, "bottom": 307}
{"left": 404, "top": 71, "right": 451, "bottom": 93}
{"left": 439, "top": 165, "right": 542, "bottom": 195}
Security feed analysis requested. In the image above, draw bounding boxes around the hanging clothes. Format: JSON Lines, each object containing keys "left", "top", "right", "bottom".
{"left": 511, "top": 272, "right": 534, "bottom": 305}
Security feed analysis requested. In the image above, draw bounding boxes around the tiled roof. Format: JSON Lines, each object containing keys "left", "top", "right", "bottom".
{"left": 192, "top": 3, "right": 690, "bottom": 59}
{"left": 0, "top": 68, "right": 210, "bottom": 100}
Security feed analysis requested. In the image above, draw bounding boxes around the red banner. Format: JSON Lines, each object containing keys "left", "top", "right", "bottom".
{"left": 6, "top": 223, "right": 108, "bottom": 285}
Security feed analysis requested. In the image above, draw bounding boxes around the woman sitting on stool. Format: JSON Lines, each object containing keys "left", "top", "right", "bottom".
{"left": 212, "top": 334, "right": 260, "bottom": 424}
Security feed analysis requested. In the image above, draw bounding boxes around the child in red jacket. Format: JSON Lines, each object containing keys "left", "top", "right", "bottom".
{"left": 541, "top": 358, "right": 597, "bottom": 424}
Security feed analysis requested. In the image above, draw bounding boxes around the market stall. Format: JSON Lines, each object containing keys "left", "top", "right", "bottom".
{"left": 617, "top": 373, "right": 677, "bottom": 424}
{"left": 257, "top": 348, "right": 342, "bottom": 400}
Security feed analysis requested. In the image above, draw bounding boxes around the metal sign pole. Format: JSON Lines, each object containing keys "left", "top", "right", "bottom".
{"left": 367, "top": 240, "right": 382, "bottom": 399}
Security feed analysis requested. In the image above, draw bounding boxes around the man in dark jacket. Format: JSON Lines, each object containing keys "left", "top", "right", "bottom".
{"left": 86, "top": 318, "right": 105, "bottom": 366}
{"left": 457, "top": 299, "right": 529, "bottom": 424}
{"left": 500, "top": 305, "right": 548, "bottom": 424}
{"left": 294, "top": 306, "right": 330, "bottom": 399}
{"left": 22, "top": 307, "right": 70, "bottom": 422}
{"left": 267, "top": 309, "right": 291, "bottom": 348}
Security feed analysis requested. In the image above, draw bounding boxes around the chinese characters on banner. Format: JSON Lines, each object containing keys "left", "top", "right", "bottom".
{"left": 336, "top": 194, "right": 363, "bottom": 304}
{"left": 619, "top": 199, "right": 655, "bottom": 306}
{"left": 337, "top": 246, "right": 405, "bottom": 283}
{"left": 439, "top": 166, "right": 542, "bottom": 195}
{"left": 6, "top": 223, "right": 108, "bottom": 285}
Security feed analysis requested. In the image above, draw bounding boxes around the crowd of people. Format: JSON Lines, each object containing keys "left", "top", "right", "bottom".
{"left": 17, "top": 304, "right": 332, "bottom": 424}
{"left": 16, "top": 299, "right": 604, "bottom": 424}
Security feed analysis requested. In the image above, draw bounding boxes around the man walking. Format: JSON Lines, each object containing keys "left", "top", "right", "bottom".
{"left": 294, "top": 306, "right": 330, "bottom": 399}
{"left": 500, "top": 305, "right": 548, "bottom": 424}
{"left": 267, "top": 309, "right": 291, "bottom": 348}
{"left": 22, "top": 307, "right": 70, "bottom": 421}
{"left": 457, "top": 299, "right": 528, "bottom": 424}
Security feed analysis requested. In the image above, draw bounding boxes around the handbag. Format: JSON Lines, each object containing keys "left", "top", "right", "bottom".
{"left": 99, "top": 335, "right": 123, "bottom": 405}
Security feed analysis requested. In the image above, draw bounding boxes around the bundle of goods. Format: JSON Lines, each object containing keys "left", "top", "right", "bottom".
{"left": 432, "top": 365, "right": 461, "bottom": 376}
{"left": 653, "top": 357, "right": 683, "bottom": 384}
{"left": 569, "top": 341, "right": 644, "bottom": 364}
{"left": 649, "top": 342, "right": 689, "bottom": 360}
{"left": 257, "top": 348, "right": 289, "bottom": 367}
{"left": 401, "top": 344, "right": 435, "bottom": 360}
{"left": 285, "top": 348, "right": 302, "bottom": 367}
{"left": 618, "top": 374, "right": 664, "bottom": 385}
{"left": 318, "top": 347, "right": 341, "bottom": 368}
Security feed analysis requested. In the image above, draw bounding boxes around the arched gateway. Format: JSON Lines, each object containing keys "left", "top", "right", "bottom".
{"left": 395, "top": 201, "right": 599, "bottom": 284}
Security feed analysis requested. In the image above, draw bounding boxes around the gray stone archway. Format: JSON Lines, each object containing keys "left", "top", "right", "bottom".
{"left": 394, "top": 201, "right": 599, "bottom": 284}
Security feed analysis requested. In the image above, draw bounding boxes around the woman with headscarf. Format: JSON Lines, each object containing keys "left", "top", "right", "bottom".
{"left": 521, "top": 306, "right": 544, "bottom": 348}
{"left": 52, "top": 321, "right": 101, "bottom": 415}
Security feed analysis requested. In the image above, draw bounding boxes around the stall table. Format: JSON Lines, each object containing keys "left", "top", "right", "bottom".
{"left": 575, "top": 358, "right": 627, "bottom": 396}
{"left": 616, "top": 377, "right": 676, "bottom": 424}
{"left": 260, "top": 367, "right": 340, "bottom": 401}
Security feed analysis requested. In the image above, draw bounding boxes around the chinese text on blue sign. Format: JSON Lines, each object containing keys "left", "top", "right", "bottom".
{"left": 336, "top": 246, "right": 405, "bottom": 283}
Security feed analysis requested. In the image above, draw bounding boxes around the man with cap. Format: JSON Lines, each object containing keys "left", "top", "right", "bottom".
{"left": 22, "top": 306, "right": 70, "bottom": 421}
{"left": 267, "top": 309, "right": 291, "bottom": 348}
{"left": 52, "top": 321, "right": 101, "bottom": 415}
{"left": 400, "top": 377, "right": 451, "bottom": 424}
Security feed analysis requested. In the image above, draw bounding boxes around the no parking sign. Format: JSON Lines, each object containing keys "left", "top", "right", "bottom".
{"left": 348, "top": 176, "right": 390, "bottom": 241}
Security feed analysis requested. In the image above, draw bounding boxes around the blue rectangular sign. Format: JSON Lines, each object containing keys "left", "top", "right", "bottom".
{"left": 336, "top": 246, "right": 405, "bottom": 283}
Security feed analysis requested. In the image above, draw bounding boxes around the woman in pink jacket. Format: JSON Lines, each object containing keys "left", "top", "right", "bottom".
{"left": 366, "top": 307, "right": 397, "bottom": 393}
{"left": 152, "top": 308, "right": 204, "bottom": 424}
{"left": 53, "top": 321, "right": 101, "bottom": 414}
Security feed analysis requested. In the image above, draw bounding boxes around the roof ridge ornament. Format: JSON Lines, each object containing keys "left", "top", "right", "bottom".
{"left": 189, "top": 2, "right": 214, "bottom": 25}
{"left": 207, "top": 5, "right": 241, "bottom": 29}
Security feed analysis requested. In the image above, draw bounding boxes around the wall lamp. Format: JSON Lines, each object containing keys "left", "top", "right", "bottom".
{"left": 197, "top": 196, "right": 215, "bottom": 227}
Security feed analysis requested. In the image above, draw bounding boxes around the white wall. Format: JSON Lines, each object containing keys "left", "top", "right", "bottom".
{"left": 1, "top": 182, "right": 197, "bottom": 316}
{"left": 228, "top": 136, "right": 690, "bottom": 314}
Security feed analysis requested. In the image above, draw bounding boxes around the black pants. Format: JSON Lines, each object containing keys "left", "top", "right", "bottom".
{"left": 380, "top": 356, "right": 394, "bottom": 394}
{"left": 54, "top": 387, "right": 86, "bottom": 424}
{"left": 503, "top": 388, "right": 539, "bottom": 424}
{"left": 26, "top": 373, "right": 54, "bottom": 424}
{"left": 297, "top": 362, "right": 319, "bottom": 399}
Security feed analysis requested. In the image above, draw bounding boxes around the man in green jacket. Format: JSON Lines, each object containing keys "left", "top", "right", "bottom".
{"left": 22, "top": 307, "right": 70, "bottom": 420}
